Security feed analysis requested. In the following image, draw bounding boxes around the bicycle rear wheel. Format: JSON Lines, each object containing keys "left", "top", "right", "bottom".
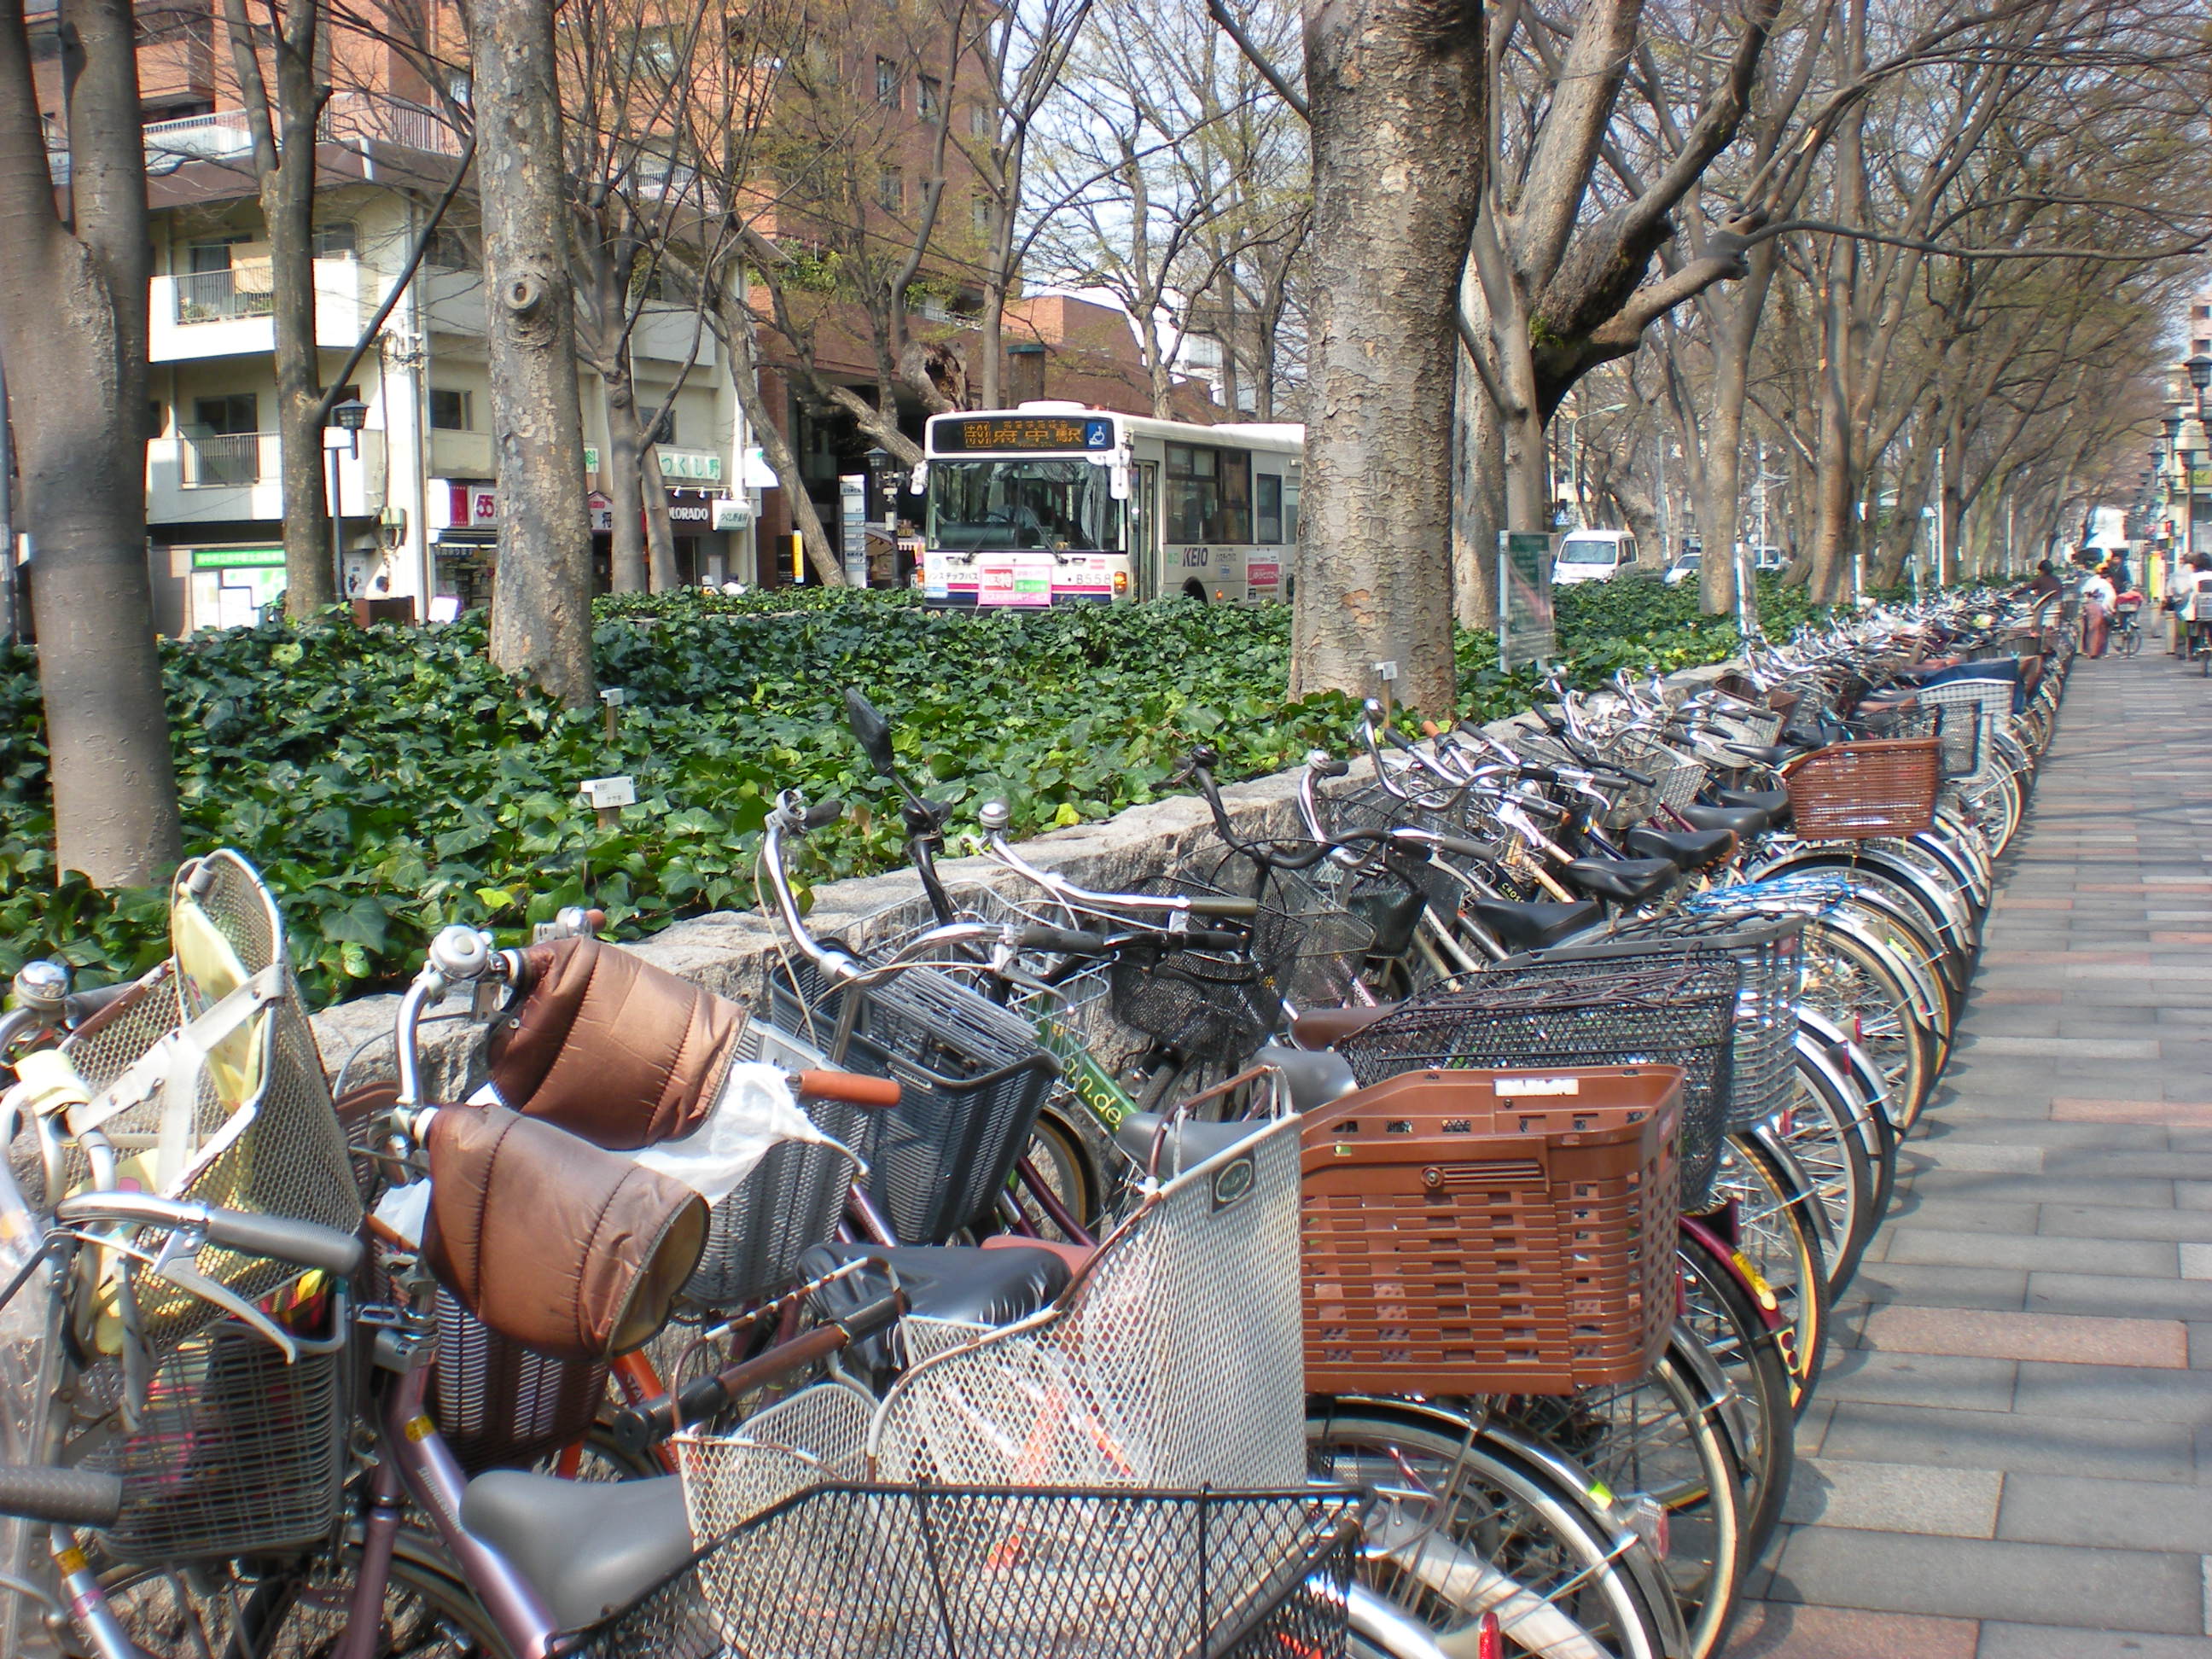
{"left": 1707, "top": 1131, "right": 1833, "bottom": 1406}
{"left": 1677, "top": 1231, "right": 1795, "bottom": 1563}
{"left": 1311, "top": 1406, "right": 1676, "bottom": 1659}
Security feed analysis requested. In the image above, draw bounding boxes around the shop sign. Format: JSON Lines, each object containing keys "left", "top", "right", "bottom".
{"left": 668, "top": 501, "right": 713, "bottom": 524}
{"left": 840, "top": 475, "right": 868, "bottom": 586}
{"left": 441, "top": 483, "right": 498, "bottom": 527}
{"left": 190, "top": 546, "right": 285, "bottom": 571}
{"left": 1497, "top": 531, "right": 1557, "bottom": 668}
{"left": 713, "top": 497, "right": 754, "bottom": 531}
{"left": 658, "top": 449, "right": 724, "bottom": 483}
{"left": 588, "top": 491, "right": 613, "bottom": 533}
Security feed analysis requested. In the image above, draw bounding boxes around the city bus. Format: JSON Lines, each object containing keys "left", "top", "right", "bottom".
{"left": 919, "top": 404, "right": 1303, "bottom": 607}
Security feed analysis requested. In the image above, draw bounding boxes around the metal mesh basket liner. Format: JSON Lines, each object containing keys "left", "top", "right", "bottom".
{"left": 1499, "top": 731, "right": 1656, "bottom": 830}
{"left": 44, "top": 853, "right": 364, "bottom": 1354}
{"left": 1524, "top": 911, "right": 1805, "bottom": 1132}
{"left": 1307, "top": 778, "right": 1473, "bottom": 922}
{"left": 1915, "top": 679, "right": 2011, "bottom": 778}
{"left": 769, "top": 957, "right": 1057, "bottom": 1244}
{"left": 1336, "top": 957, "right": 1739, "bottom": 1211}
{"left": 562, "top": 1486, "right": 1357, "bottom": 1659}
{"left": 1099, "top": 872, "right": 1281, "bottom": 1065}
{"left": 682, "top": 1020, "right": 864, "bottom": 1309}
{"left": 428, "top": 1286, "right": 608, "bottom": 1472}
{"left": 1610, "top": 729, "right": 1708, "bottom": 816}
{"left": 84, "top": 1302, "right": 347, "bottom": 1561}
{"left": 1180, "top": 843, "right": 1379, "bottom": 1013}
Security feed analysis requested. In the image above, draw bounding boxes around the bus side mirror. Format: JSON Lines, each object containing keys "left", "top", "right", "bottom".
{"left": 1109, "top": 462, "right": 1131, "bottom": 501}
{"left": 909, "top": 463, "right": 927, "bottom": 495}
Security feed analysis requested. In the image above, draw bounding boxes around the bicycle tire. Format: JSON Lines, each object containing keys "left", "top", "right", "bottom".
{"left": 1496, "top": 1341, "right": 1747, "bottom": 1659}
{"left": 97, "top": 1530, "right": 504, "bottom": 1658}
{"left": 1772, "top": 1040, "right": 1884, "bottom": 1289}
{"left": 1708, "top": 1129, "right": 1833, "bottom": 1406}
{"left": 1797, "top": 922, "right": 1939, "bottom": 1131}
{"left": 1677, "top": 1230, "right": 1795, "bottom": 1562}
{"left": 1310, "top": 1405, "right": 1676, "bottom": 1659}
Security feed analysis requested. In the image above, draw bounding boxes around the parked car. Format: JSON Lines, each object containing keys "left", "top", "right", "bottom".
{"left": 1663, "top": 550, "right": 1702, "bottom": 586}
{"left": 1551, "top": 529, "right": 1646, "bottom": 585}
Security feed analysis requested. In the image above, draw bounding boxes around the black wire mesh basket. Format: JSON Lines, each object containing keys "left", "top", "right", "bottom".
{"left": 1185, "top": 843, "right": 1380, "bottom": 1012}
{"left": 556, "top": 1486, "right": 1359, "bottom": 1659}
{"left": 84, "top": 1290, "right": 349, "bottom": 1562}
{"left": 769, "top": 956, "right": 1059, "bottom": 1243}
{"left": 1519, "top": 911, "right": 1806, "bottom": 1134}
{"left": 1336, "top": 955, "right": 1740, "bottom": 1210}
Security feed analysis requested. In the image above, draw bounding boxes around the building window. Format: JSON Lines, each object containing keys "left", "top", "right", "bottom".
{"left": 425, "top": 227, "right": 474, "bottom": 271}
{"left": 918, "top": 75, "right": 941, "bottom": 122}
{"left": 2196, "top": 338, "right": 2211, "bottom": 358}
{"left": 311, "top": 220, "right": 358, "bottom": 259}
{"left": 429, "top": 388, "right": 474, "bottom": 431}
{"left": 876, "top": 57, "right": 900, "bottom": 107}
{"left": 969, "top": 102, "right": 991, "bottom": 139}
{"left": 1256, "top": 472, "right": 1283, "bottom": 544}
{"left": 2197, "top": 304, "right": 2210, "bottom": 321}
{"left": 193, "top": 393, "right": 258, "bottom": 435}
{"left": 186, "top": 394, "right": 261, "bottom": 486}
{"left": 876, "top": 168, "right": 903, "bottom": 213}
{"left": 971, "top": 195, "right": 992, "bottom": 237}
{"left": 1165, "top": 444, "right": 1252, "bottom": 544}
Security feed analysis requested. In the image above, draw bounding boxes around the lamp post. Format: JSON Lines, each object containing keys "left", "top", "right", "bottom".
{"left": 325, "top": 397, "right": 369, "bottom": 604}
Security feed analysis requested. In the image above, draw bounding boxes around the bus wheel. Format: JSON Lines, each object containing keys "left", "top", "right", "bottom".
{"left": 1182, "top": 578, "right": 1209, "bottom": 602}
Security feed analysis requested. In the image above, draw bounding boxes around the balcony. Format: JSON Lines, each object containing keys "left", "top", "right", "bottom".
{"left": 429, "top": 429, "right": 493, "bottom": 476}
{"left": 150, "top": 259, "right": 366, "bottom": 362}
{"left": 142, "top": 92, "right": 465, "bottom": 168}
{"left": 172, "top": 270, "right": 273, "bottom": 324}
{"left": 148, "top": 430, "right": 384, "bottom": 526}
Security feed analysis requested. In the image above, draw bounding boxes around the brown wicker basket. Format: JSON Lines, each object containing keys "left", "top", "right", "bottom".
{"left": 1300, "top": 1066, "right": 1681, "bottom": 1399}
{"left": 1783, "top": 737, "right": 1942, "bottom": 840}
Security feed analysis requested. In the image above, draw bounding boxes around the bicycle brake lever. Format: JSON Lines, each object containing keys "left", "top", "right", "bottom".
{"left": 149, "top": 1258, "right": 300, "bottom": 1363}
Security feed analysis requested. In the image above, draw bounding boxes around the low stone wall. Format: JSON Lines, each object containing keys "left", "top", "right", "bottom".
{"left": 309, "top": 661, "right": 1740, "bottom": 1091}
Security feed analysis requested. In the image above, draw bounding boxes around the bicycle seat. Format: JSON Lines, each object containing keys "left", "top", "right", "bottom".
{"left": 798, "top": 1242, "right": 1070, "bottom": 1331}
{"left": 1111, "top": 1111, "right": 1278, "bottom": 1173}
{"left": 462, "top": 1471, "right": 693, "bottom": 1631}
{"left": 1723, "top": 742, "right": 1797, "bottom": 767}
{"left": 1623, "top": 825, "right": 1738, "bottom": 872}
{"left": 1678, "top": 801, "right": 1777, "bottom": 838}
{"left": 1290, "top": 1003, "right": 1402, "bottom": 1050}
{"left": 1557, "top": 859, "right": 1679, "bottom": 908}
{"left": 1462, "top": 896, "right": 1604, "bottom": 952}
{"left": 1716, "top": 786, "right": 1791, "bottom": 823}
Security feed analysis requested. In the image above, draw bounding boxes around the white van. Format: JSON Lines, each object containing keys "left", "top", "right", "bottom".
{"left": 1552, "top": 529, "right": 1644, "bottom": 586}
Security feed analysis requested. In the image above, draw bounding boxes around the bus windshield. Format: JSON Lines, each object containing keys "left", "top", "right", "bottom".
{"left": 927, "top": 458, "right": 1121, "bottom": 551}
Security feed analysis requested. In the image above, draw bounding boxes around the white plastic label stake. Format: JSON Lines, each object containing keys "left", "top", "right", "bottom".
{"left": 579, "top": 776, "right": 637, "bottom": 809}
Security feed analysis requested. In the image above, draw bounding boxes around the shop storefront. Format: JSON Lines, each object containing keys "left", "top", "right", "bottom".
{"left": 183, "top": 546, "right": 287, "bottom": 631}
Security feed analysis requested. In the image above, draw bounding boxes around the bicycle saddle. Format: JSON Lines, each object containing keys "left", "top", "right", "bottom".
{"left": 1289, "top": 1003, "right": 1402, "bottom": 1050}
{"left": 1557, "top": 859, "right": 1678, "bottom": 908}
{"left": 1462, "top": 896, "right": 1604, "bottom": 952}
{"left": 1111, "top": 1109, "right": 1282, "bottom": 1173}
{"left": 1716, "top": 786, "right": 1791, "bottom": 823}
{"left": 1722, "top": 742, "right": 1798, "bottom": 767}
{"left": 1677, "top": 801, "right": 1777, "bottom": 838}
{"left": 462, "top": 1471, "right": 694, "bottom": 1630}
{"left": 1623, "top": 825, "right": 1738, "bottom": 872}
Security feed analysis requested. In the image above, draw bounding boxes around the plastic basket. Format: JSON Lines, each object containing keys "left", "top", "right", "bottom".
{"left": 683, "top": 1020, "right": 864, "bottom": 1310}
{"left": 1300, "top": 1066, "right": 1680, "bottom": 1396}
{"left": 1783, "top": 739, "right": 1941, "bottom": 840}
{"left": 561, "top": 1485, "right": 1357, "bottom": 1659}
{"left": 42, "top": 852, "right": 364, "bottom": 1354}
{"left": 86, "top": 1293, "right": 348, "bottom": 1561}
{"left": 1334, "top": 956, "right": 1738, "bottom": 1211}
{"left": 1522, "top": 911, "right": 1806, "bottom": 1133}
{"left": 768, "top": 957, "right": 1057, "bottom": 1244}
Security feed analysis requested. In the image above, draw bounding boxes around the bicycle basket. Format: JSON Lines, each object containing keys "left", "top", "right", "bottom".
{"left": 1610, "top": 729, "right": 1708, "bottom": 817}
{"left": 47, "top": 851, "right": 364, "bottom": 1354}
{"left": 1522, "top": 911, "right": 1805, "bottom": 1136}
{"left": 1915, "top": 679, "right": 2012, "bottom": 780}
{"left": 85, "top": 1289, "right": 348, "bottom": 1561}
{"left": 768, "top": 957, "right": 1057, "bottom": 1244}
{"left": 1185, "top": 843, "right": 1379, "bottom": 1012}
{"left": 564, "top": 1485, "right": 1357, "bottom": 1659}
{"left": 1336, "top": 956, "right": 1738, "bottom": 1210}
{"left": 1301, "top": 1066, "right": 1681, "bottom": 1395}
{"left": 684, "top": 1020, "right": 864, "bottom": 1310}
{"left": 1784, "top": 739, "right": 1942, "bottom": 840}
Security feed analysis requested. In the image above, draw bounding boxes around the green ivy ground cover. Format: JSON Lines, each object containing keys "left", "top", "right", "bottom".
{"left": 0, "top": 579, "right": 1823, "bottom": 1003}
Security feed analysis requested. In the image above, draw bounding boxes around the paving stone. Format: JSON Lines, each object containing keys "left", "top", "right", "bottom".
{"left": 1924, "top": 1121, "right": 2169, "bottom": 1151}
{"left": 1852, "top": 1261, "right": 2029, "bottom": 1311}
{"left": 1779, "top": 1458, "right": 2001, "bottom": 1536}
{"left": 2041, "top": 1204, "right": 2212, "bottom": 1244}
{"left": 1901, "top": 1143, "right": 2046, "bottom": 1173}
{"left": 1762, "top": 1528, "right": 2203, "bottom": 1632}
{"left": 1912, "top": 1171, "right": 2177, "bottom": 1208}
{"left": 2043, "top": 1152, "right": 2212, "bottom": 1181}
{"left": 1880, "top": 1196, "right": 2043, "bottom": 1234}
{"left": 1858, "top": 1305, "right": 2188, "bottom": 1368}
{"left": 2011, "top": 1359, "right": 2212, "bottom": 1424}
{"left": 1814, "top": 1347, "right": 2017, "bottom": 1412}
{"left": 1817, "top": 1400, "right": 2195, "bottom": 1481}
{"left": 1976, "top": 1625, "right": 2212, "bottom": 1658}
{"left": 1885, "top": 1229, "right": 2174, "bottom": 1277}
{"left": 1996, "top": 1472, "right": 2212, "bottom": 1552}
{"left": 2054, "top": 1099, "right": 2212, "bottom": 1127}
{"left": 2029, "top": 1274, "right": 2212, "bottom": 1323}
{"left": 1727, "top": 1600, "right": 1981, "bottom": 1658}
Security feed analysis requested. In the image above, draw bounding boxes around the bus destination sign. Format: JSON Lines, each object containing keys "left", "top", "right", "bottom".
{"left": 935, "top": 415, "right": 1116, "bottom": 453}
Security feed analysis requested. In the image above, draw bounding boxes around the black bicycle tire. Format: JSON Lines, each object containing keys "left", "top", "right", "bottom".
{"left": 1676, "top": 1232, "right": 1796, "bottom": 1563}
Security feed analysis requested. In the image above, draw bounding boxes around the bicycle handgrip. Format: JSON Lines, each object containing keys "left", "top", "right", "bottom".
{"left": 793, "top": 1070, "right": 902, "bottom": 1109}
{"left": 1014, "top": 924, "right": 1115, "bottom": 956}
{"left": 0, "top": 1464, "right": 123, "bottom": 1528}
{"left": 1309, "top": 754, "right": 1350, "bottom": 778}
{"left": 800, "top": 800, "right": 845, "bottom": 830}
{"left": 197, "top": 1208, "right": 365, "bottom": 1279}
{"left": 1185, "top": 895, "right": 1260, "bottom": 919}
{"left": 1537, "top": 708, "right": 1569, "bottom": 734}
{"left": 1517, "top": 765, "right": 1562, "bottom": 783}
{"left": 1178, "top": 928, "right": 1251, "bottom": 952}
{"left": 1602, "top": 764, "right": 1656, "bottom": 788}
{"left": 1432, "top": 835, "right": 1504, "bottom": 863}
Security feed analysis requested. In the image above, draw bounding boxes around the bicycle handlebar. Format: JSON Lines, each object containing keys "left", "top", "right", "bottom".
{"left": 0, "top": 1464, "right": 125, "bottom": 1528}
{"left": 53, "top": 1191, "right": 365, "bottom": 1279}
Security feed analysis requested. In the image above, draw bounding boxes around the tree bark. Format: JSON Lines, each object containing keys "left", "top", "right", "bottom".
{"left": 1450, "top": 344, "right": 1504, "bottom": 629}
{"left": 707, "top": 288, "right": 844, "bottom": 585}
{"left": 1293, "top": 0, "right": 1484, "bottom": 714}
{"left": 0, "top": 0, "right": 182, "bottom": 882}
{"left": 471, "top": 0, "right": 597, "bottom": 706}
{"left": 641, "top": 443, "right": 678, "bottom": 590}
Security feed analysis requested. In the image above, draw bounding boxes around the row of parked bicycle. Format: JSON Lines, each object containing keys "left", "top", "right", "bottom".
{"left": 0, "top": 591, "right": 2064, "bottom": 1659}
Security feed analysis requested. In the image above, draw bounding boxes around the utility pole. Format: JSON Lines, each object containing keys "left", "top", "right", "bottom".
{"left": 0, "top": 349, "right": 13, "bottom": 644}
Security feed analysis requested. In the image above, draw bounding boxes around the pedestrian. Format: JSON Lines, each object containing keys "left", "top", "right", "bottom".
{"left": 2176, "top": 554, "right": 2212, "bottom": 661}
{"left": 2079, "top": 558, "right": 2116, "bottom": 658}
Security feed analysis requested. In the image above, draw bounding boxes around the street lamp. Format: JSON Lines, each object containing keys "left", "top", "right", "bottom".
{"left": 325, "top": 397, "right": 369, "bottom": 604}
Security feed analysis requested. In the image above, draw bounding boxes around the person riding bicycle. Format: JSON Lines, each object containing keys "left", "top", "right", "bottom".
{"left": 2170, "top": 553, "right": 2212, "bottom": 660}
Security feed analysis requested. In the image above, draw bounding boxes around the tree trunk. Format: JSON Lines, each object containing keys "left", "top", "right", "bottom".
{"left": 265, "top": 118, "right": 334, "bottom": 614}
{"left": 1293, "top": 0, "right": 1484, "bottom": 714}
{"left": 0, "top": 0, "right": 182, "bottom": 883}
{"left": 471, "top": 0, "right": 597, "bottom": 706}
{"left": 641, "top": 445, "right": 678, "bottom": 590}
{"left": 1451, "top": 348, "right": 1504, "bottom": 629}
{"left": 596, "top": 378, "right": 648, "bottom": 594}
{"left": 708, "top": 288, "right": 844, "bottom": 585}
{"left": 979, "top": 278, "right": 1004, "bottom": 410}
{"left": 1696, "top": 247, "right": 1777, "bottom": 621}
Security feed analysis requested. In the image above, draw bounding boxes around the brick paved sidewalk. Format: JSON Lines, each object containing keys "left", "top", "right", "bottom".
{"left": 1730, "top": 649, "right": 2212, "bottom": 1659}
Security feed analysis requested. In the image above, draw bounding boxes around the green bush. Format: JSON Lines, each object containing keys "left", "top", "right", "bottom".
{"left": 0, "top": 579, "right": 1814, "bottom": 1004}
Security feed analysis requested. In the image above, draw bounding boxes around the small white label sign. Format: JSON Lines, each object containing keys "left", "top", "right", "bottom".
{"left": 579, "top": 776, "right": 637, "bottom": 809}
